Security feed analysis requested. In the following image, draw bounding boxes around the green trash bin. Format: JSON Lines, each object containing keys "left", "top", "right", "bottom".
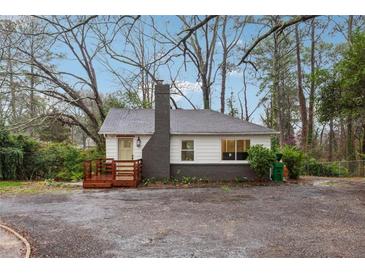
{"left": 275, "top": 153, "right": 283, "bottom": 161}
{"left": 272, "top": 162, "right": 284, "bottom": 182}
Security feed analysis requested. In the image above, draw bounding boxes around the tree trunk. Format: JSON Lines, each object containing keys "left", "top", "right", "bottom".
{"left": 202, "top": 77, "right": 210, "bottom": 109}
{"left": 348, "top": 15, "right": 353, "bottom": 43}
{"left": 30, "top": 64, "right": 35, "bottom": 117}
{"left": 220, "top": 54, "right": 227, "bottom": 113}
{"left": 347, "top": 116, "right": 355, "bottom": 160}
{"left": 243, "top": 70, "right": 249, "bottom": 121}
{"left": 329, "top": 119, "right": 334, "bottom": 161}
{"left": 295, "top": 24, "right": 308, "bottom": 150}
{"left": 7, "top": 45, "right": 16, "bottom": 122}
{"left": 346, "top": 15, "right": 355, "bottom": 160}
{"left": 220, "top": 16, "right": 228, "bottom": 113}
{"left": 243, "top": 92, "right": 249, "bottom": 121}
{"left": 308, "top": 18, "right": 316, "bottom": 148}
{"left": 29, "top": 36, "right": 36, "bottom": 136}
{"left": 362, "top": 124, "right": 365, "bottom": 156}
{"left": 272, "top": 31, "right": 283, "bottom": 144}
{"left": 319, "top": 124, "right": 325, "bottom": 147}
{"left": 339, "top": 118, "right": 346, "bottom": 158}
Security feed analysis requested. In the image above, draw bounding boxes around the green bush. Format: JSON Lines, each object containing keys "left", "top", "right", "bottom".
{"left": 0, "top": 147, "right": 23, "bottom": 179}
{"left": 303, "top": 158, "right": 330, "bottom": 176}
{"left": 0, "top": 129, "right": 24, "bottom": 180}
{"left": 14, "top": 135, "right": 40, "bottom": 179}
{"left": 0, "top": 128, "right": 103, "bottom": 181}
{"left": 281, "top": 145, "right": 303, "bottom": 179}
{"left": 303, "top": 158, "right": 349, "bottom": 177}
{"left": 329, "top": 163, "right": 349, "bottom": 177}
{"left": 35, "top": 143, "right": 102, "bottom": 181}
{"left": 248, "top": 145, "right": 276, "bottom": 179}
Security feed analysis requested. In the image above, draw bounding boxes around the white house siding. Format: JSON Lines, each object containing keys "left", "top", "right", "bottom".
{"left": 170, "top": 135, "right": 271, "bottom": 164}
{"left": 105, "top": 135, "right": 151, "bottom": 160}
{"left": 133, "top": 135, "right": 151, "bottom": 159}
{"left": 106, "top": 134, "right": 270, "bottom": 163}
{"left": 105, "top": 136, "right": 118, "bottom": 159}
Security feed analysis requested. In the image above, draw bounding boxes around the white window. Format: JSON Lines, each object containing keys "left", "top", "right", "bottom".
{"left": 181, "top": 140, "right": 194, "bottom": 161}
{"left": 221, "top": 139, "right": 250, "bottom": 160}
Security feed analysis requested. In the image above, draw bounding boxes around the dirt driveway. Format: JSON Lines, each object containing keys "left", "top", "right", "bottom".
{"left": 1, "top": 178, "right": 364, "bottom": 257}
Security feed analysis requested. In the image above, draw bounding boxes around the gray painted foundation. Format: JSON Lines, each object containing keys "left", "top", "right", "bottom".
{"left": 170, "top": 164, "right": 257, "bottom": 181}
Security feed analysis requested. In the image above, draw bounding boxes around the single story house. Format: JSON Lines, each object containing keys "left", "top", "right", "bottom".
{"left": 98, "top": 83, "right": 277, "bottom": 181}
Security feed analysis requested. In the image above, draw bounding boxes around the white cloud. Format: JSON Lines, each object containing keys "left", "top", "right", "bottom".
{"left": 170, "top": 80, "right": 201, "bottom": 104}
{"left": 172, "top": 80, "right": 201, "bottom": 93}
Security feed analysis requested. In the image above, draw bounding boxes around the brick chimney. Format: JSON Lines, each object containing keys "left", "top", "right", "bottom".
{"left": 142, "top": 83, "right": 170, "bottom": 179}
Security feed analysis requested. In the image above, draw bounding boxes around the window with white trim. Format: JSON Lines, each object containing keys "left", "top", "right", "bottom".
{"left": 221, "top": 139, "right": 250, "bottom": 160}
{"left": 181, "top": 140, "right": 194, "bottom": 161}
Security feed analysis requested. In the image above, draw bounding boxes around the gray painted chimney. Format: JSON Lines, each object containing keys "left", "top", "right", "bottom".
{"left": 142, "top": 83, "right": 171, "bottom": 179}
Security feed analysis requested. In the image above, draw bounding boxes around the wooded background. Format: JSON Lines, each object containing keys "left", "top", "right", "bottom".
{"left": 0, "top": 15, "right": 364, "bottom": 161}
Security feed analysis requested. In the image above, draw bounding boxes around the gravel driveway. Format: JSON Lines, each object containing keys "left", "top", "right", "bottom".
{"left": 1, "top": 178, "right": 364, "bottom": 257}
{"left": 0, "top": 227, "right": 25, "bottom": 257}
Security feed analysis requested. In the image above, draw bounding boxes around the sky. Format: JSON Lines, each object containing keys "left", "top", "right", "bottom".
{"left": 54, "top": 15, "right": 350, "bottom": 125}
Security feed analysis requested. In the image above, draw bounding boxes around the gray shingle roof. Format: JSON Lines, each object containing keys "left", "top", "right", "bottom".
{"left": 99, "top": 108, "right": 277, "bottom": 135}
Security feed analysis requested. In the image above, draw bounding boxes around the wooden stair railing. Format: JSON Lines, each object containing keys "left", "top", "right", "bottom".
{"left": 83, "top": 159, "right": 143, "bottom": 188}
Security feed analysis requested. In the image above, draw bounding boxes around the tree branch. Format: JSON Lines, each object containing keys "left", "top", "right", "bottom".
{"left": 238, "top": 15, "right": 318, "bottom": 65}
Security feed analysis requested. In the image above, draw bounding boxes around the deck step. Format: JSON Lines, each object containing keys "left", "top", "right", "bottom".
{"left": 83, "top": 181, "right": 113, "bottom": 188}
{"left": 112, "top": 181, "right": 137, "bottom": 187}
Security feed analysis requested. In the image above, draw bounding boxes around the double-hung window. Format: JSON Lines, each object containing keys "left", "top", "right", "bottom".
{"left": 221, "top": 139, "right": 250, "bottom": 160}
{"left": 181, "top": 140, "right": 194, "bottom": 161}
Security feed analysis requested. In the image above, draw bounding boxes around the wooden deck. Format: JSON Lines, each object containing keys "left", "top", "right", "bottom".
{"left": 83, "top": 159, "right": 143, "bottom": 188}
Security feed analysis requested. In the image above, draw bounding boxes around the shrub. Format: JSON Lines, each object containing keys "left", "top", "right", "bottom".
{"left": 281, "top": 145, "right": 303, "bottom": 179}
{"left": 35, "top": 143, "right": 102, "bottom": 181}
{"left": 303, "top": 158, "right": 349, "bottom": 177}
{"left": 0, "top": 147, "right": 23, "bottom": 179}
{"left": 329, "top": 163, "right": 349, "bottom": 177}
{"left": 248, "top": 145, "right": 276, "bottom": 179}
{"left": 14, "top": 135, "right": 40, "bottom": 179}
{"left": 34, "top": 143, "right": 77, "bottom": 180}
{"left": 0, "top": 128, "right": 104, "bottom": 181}
{"left": 181, "top": 176, "right": 198, "bottom": 184}
{"left": 303, "top": 158, "right": 330, "bottom": 176}
{"left": 0, "top": 129, "right": 25, "bottom": 180}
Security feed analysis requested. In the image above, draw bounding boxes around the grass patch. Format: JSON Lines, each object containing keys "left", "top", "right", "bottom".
{"left": 0, "top": 180, "right": 81, "bottom": 195}
{"left": 0, "top": 181, "right": 23, "bottom": 187}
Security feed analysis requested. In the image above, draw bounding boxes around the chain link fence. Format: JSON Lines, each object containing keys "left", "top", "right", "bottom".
{"left": 302, "top": 160, "right": 365, "bottom": 177}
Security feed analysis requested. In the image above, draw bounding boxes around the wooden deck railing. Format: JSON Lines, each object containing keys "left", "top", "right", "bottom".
{"left": 83, "top": 159, "right": 143, "bottom": 188}
{"left": 112, "top": 160, "right": 143, "bottom": 181}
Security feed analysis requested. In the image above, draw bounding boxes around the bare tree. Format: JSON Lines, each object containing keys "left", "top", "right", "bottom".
{"left": 218, "top": 16, "right": 246, "bottom": 113}
{"left": 346, "top": 15, "right": 355, "bottom": 160}
{"left": 307, "top": 18, "right": 316, "bottom": 147}
{"left": 96, "top": 16, "right": 162, "bottom": 108}
{"left": 295, "top": 23, "right": 308, "bottom": 150}
{"left": 0, "top": 20, "right": 20, "bottom": 123}
{"left": 238, "top": 15, "right": 317, "bottom": 66}
{"left": 177, "top": 16, "right": 220, "bottom": 109}
{"left": 250, "top": 16, "right": 295, "bottom": 145}
{"left": 12, "top": 16, "right": 107, "bottom": 148}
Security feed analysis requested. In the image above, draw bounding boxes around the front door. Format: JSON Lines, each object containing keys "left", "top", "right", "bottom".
{"left": 118, "top": 138, "right": 133, "bottom": 160}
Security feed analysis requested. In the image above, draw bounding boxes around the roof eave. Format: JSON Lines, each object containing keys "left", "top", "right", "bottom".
{"left": 99, "top": 131, "right": 279, "bottom": 135}
{"left": 99, "top": 131, "right": 154, "bottom": 135}
{"left": 170, "top": 131, "right": 280, "bottom": 135}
